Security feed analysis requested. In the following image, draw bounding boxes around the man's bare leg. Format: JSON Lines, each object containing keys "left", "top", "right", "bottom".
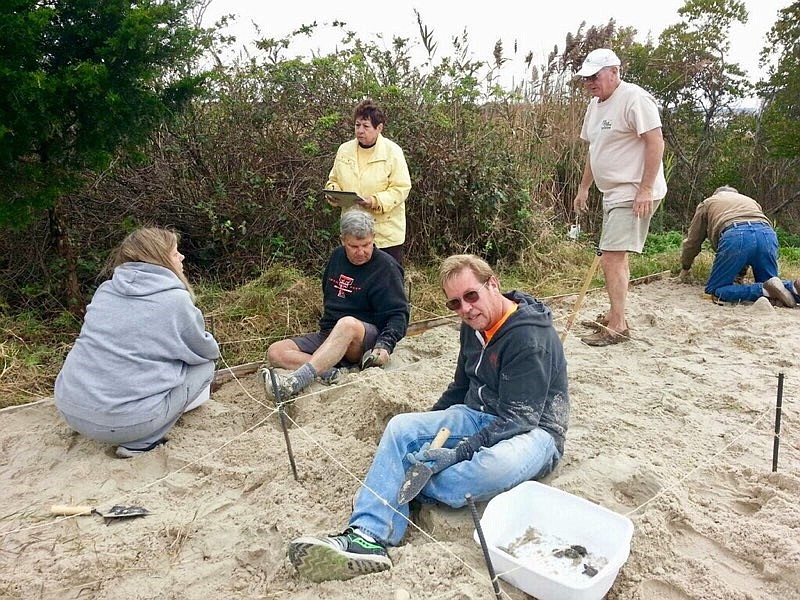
{"left": 308, "top": 317, "right": 366, "bottom": 373}
{"left": 600, "top": 250, "right": 629, "bottom": 333}
{"left": 267, "top": 316, "right": 366, "bottom": 375}
{"left": 267, "top": 339, "right": 313, "bottom": 371}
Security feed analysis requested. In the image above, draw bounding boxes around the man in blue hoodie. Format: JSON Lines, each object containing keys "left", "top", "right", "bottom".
{"left": 288, "top": 254, "right": 569, "bottom": 582}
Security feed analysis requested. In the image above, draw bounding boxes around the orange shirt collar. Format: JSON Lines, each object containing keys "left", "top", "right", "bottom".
{"left": 483, "top": 303, "right": 518, "bottom": 343}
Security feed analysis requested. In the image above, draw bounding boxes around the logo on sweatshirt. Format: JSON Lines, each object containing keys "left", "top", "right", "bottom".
{"left": 332, "top": 274, "right": 360, "bottom": 297}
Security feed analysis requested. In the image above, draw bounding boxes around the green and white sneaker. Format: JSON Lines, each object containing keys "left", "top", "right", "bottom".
{"left": 288, "top": 527, "right": 391, "bottom": 582}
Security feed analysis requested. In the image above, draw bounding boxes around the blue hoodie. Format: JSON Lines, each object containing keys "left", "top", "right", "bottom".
{"left": 431, "top": 290, "right": 569, "bottom": 456}
{"left": 55, "top": 262, "right": 219, "bottom": 427}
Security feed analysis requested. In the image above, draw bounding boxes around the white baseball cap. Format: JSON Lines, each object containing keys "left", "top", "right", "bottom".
{"left": 576, "top": 49, "right": 621, "bottom": 77}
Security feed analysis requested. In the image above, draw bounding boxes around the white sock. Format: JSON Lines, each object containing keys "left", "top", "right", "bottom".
{"left": 185, "top": 385, "right": 210, "bottom": 412}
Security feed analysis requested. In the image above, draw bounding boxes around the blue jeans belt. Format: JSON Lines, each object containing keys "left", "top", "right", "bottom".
{"left": 721, "top": 220, "right": 767, "bottom": 235}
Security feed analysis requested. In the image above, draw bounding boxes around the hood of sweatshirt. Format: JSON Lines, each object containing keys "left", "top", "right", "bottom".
{"left": 498, "top": 289, "right": 554, "bottom": 333}
{"left": 109, "top": 262, "right": 186, "bottom": 297}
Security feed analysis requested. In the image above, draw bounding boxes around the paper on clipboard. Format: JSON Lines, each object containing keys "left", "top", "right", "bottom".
{"left": 322, "top": 189, "right": 364, "bottom": 209}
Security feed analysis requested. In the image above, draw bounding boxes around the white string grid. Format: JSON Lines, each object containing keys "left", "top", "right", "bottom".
{"left": 2, "top": 281, "right": 795, "bottom": 598}
{"left": 3, "top": 366, "right": 792, "bottom": 599}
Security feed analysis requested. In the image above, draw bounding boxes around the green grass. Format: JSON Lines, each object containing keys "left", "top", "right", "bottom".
{"left": 2, "top": 232, "right": 799, "bottom": 409}
{"left": 642, "top": 230, "right": 684, "bottom": 255}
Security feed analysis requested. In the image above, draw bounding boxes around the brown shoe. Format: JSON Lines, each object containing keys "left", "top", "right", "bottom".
{"left": 580, "top": 313, "right": 608, "bottom": 330}
{"left": 763, "top": 277, "right": 797, "bottom": 308}
{"left": 581, "top": 328, "right": 631, "bottom": 346}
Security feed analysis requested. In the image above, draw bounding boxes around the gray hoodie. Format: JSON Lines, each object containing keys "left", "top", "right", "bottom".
{"left": 55, "top": 262, "right": 219, "bottom": 427}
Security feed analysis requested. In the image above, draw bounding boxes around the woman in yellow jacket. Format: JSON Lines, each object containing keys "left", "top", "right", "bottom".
{"left": 325, "top": 99, "right": 412, "bottom": 266}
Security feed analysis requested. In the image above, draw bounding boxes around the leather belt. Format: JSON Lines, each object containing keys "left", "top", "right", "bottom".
{"left": 720, "top": 220, "right": 767, "bottom": 235}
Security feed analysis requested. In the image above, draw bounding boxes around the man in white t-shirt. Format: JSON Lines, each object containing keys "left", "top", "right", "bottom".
{"left": 573, "top": 48, "right": 667, "bottom": 346}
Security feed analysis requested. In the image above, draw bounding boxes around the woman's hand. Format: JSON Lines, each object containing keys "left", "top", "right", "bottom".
{"left": 359, "top": 196, "right": 377, "bottom": 210}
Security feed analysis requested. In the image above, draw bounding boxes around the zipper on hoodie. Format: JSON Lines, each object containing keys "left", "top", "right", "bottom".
{"left": 473, "top": 329, "right": 487, "bottom": 410}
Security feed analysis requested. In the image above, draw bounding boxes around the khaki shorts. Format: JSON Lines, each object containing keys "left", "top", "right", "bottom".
{"left": 599, "top": 200, "right": 661, "bottom": 253}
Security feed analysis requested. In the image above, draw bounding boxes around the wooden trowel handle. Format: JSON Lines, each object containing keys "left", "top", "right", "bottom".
{"left": 51, "top": 505, "right": 94, "bottom": 516}
{"left": 431, "top": 427, "right": 450, "bottom": 449}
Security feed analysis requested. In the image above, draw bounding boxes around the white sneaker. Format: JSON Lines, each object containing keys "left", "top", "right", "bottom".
{"left": 259, "top": 367, "right": 295, "bottom": 402}
{"left": 115, "top": 439, "right": 166, "bottom": 458}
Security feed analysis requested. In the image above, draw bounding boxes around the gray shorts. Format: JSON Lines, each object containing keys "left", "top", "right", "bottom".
{"left": 292, "top": 322, "right": 379, "bottom": 368}
{"left": 599, "top": 200, "right": 661, "bottom": 253}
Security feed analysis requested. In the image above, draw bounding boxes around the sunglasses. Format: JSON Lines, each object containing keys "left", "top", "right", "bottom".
{"left": 582, "top": 72, "right": 601, "bottom": 82}
{"left": 445, "top": 279, "right": 490, "bottom": 311}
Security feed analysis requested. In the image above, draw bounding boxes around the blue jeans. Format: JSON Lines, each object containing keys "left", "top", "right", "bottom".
{"left": 349, "top": 405, "right": 561, "bottom": 546}
{"left": 705, "top": 223, "right": 795, "bottom": 302}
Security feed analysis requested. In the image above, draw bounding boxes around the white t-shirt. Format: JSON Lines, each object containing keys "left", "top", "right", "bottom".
{"left": 580, "top": 80, "right": 668, "bottom": 207}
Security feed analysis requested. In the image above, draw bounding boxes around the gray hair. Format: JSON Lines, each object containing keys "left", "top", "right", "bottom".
{"left": 340, "top": 209, "right": 375, "bottom": 239}
{"left": 714, "top": 185, "right": 738, "bottom": 195}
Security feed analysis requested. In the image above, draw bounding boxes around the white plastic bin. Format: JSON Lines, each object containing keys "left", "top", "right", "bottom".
{"left": 474, "top": 481, "right": 634, "bottom": 600}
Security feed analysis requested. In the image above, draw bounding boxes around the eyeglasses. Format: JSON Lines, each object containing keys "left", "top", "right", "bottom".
{"left": 445, "top": 280, "right": 490, "bottom": 311}
{"left": 582, "top": 66, "right": 609, "bottom": 82}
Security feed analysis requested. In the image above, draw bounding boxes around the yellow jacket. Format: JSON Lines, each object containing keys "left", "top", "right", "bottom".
{"left": 326, "top": 134, "right": 411, "bottom": 247}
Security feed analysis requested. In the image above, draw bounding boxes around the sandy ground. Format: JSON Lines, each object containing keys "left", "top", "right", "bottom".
{"left": 1, "top": 278, "right": 799, "bottom": 600}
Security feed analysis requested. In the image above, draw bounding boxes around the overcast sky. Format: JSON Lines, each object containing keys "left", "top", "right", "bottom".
{"left": 201, "top": 0, "right": 788, "bottom": 85}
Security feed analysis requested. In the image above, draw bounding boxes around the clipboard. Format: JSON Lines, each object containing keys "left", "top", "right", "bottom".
{"left": 321, "top": 189, "right": 364, "bottom": 208}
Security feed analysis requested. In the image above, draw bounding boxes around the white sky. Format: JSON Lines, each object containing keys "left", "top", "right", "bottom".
{"left": 200, "top": 0, "right": 788, "bottom": 85}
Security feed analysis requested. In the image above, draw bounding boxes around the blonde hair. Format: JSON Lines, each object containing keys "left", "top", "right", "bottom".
{"left": 105, "top": 227, "right": 194, "bottom": 299}
{"left": 439, "top": 254, "right": 496, "bottom": 289}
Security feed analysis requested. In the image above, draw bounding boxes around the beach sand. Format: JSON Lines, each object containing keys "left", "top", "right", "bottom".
{"left": 1, "top": 278, "right": 799, "bottom": 600}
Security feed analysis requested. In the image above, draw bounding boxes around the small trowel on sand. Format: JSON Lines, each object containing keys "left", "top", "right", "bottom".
{"left": 51, "top": 504, "right": 151, "bottom": 521}
{"left": 397, "top": 427, "right": 450, "bottom": 505}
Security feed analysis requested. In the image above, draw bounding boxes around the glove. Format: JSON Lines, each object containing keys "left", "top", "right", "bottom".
{"left": 361, "top": 348, "right": 388, "bottom": 369}
{"left": 361, "top": 350, "right": 379, "bottom": 369}
{"left": 409, "top": 445, "right": 458, "bottom": 474}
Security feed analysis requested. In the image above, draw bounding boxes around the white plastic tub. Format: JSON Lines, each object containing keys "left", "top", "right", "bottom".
{"left": 473, "top": 481, "right": 634, "bottom": 600}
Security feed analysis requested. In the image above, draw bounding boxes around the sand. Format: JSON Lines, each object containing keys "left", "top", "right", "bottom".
{"left": 1, "top": 278, "right": 799, "bottom": 600}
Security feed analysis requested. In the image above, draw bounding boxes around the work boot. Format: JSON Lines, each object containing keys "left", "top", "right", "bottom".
{"left": 288, "top": 527, "right": 391, "bottom": 582}
{"left": 763, "top": 277, "right": 796, "bottom": 308}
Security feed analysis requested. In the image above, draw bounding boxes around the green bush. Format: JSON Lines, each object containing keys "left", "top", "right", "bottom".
{"left": 776, "top": 227, "right": 800, "bottom": 249}
{"left": 642, "top": 230, "right": 684, "bottom": 255}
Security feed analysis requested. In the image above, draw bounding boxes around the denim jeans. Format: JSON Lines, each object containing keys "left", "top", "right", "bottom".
{"left": 705, "top": 222, "right": 790, "bottom": 302}
{"left": 349, "top": 405, "right": 561, "bottom": 547}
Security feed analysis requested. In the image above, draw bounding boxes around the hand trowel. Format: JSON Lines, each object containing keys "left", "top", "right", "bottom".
{"left": 397, "top": 427, "right": 450, "bottom": 505}
{"left": 51, "top": 504, "right": 151, "bottom": 521}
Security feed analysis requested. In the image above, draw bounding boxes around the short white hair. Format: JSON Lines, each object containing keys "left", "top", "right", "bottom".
{"left": 340, "top": 210, "right": 375, "bottom": 239}
{"left": 714, "top": 185, "right": 738, "bottom": 195}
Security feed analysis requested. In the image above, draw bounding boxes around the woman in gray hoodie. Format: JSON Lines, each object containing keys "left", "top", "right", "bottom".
{"left": 55, "top": 228, "right": 220, "bottom": 458}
